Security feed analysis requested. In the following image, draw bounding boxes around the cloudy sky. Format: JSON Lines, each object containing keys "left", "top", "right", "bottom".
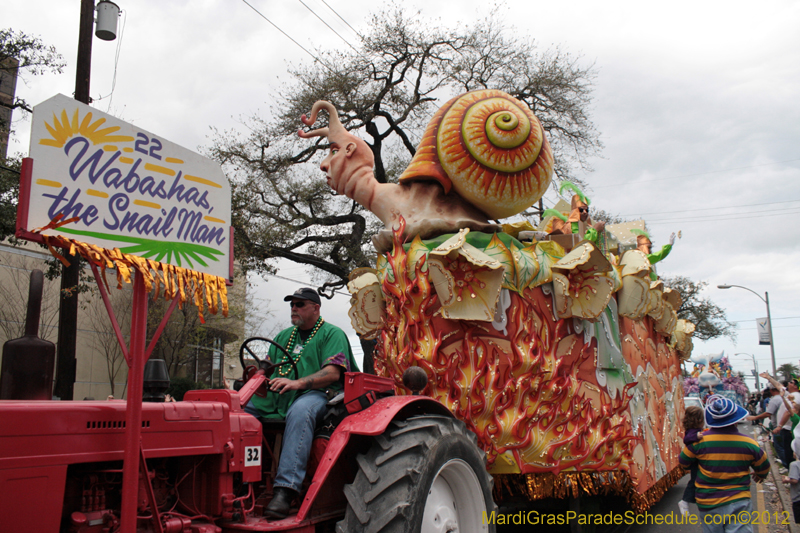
{"left": 6, "top": 0, "right": 800, "bottom": 381}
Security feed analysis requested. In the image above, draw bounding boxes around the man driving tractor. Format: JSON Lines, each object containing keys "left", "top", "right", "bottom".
{"left": 245, "top": 287, "right": 359, "bottom": 519}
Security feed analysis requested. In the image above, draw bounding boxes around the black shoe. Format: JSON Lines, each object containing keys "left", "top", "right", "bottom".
{"left": 263, "top": 487, "right": 297, "bottom": 519}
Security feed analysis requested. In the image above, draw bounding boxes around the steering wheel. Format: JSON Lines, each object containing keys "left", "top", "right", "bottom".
{"left": 239, "top": 337, "right": 299, "bottom": 383}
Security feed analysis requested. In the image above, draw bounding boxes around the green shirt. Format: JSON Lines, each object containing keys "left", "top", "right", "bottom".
{"left": 646, "top": 243, "right": 672, "bottom": 265}
{"left": 249, "top": 321, "right": 359, "bottom": 419}
{"left": 647, "top": 244, "right": 672, "bottom": 281}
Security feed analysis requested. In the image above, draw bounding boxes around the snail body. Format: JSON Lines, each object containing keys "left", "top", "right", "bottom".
{"left": 399, "top": 89, "right": 554, "bottom": 219}
{"left": 298, "top": 90, "right": 550, "bottom": 252}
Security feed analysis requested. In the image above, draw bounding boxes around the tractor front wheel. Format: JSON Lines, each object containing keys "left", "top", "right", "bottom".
{"left": 336, "top": 415, "right": 495, "bottom": 533}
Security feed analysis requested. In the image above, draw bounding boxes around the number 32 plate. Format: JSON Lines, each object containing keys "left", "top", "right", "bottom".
{"left": 245, "top": 446, "right": 261, "bottom": 467}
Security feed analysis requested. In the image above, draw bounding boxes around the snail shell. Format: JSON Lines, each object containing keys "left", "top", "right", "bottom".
{"left": 399, "top": 89, "right": 554, "bottom": 219}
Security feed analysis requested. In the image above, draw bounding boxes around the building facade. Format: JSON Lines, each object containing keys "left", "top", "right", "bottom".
{"left": 0, "top": 241, "right": 245, "bottom": 400}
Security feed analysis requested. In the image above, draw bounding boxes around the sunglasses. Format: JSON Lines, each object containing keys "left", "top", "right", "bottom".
{"left": 289, "top": 301, "right": 307, "bottom": 309}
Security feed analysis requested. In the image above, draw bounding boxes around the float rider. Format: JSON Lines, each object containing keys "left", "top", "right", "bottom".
{"left": 547, "top": 181, "right": 606, "bottom": 248}
{"left": 245, "top": 287, "right": 359, "bottom": 519}
{"left": 631, "top": 229, "right": 676, "bottom": 281}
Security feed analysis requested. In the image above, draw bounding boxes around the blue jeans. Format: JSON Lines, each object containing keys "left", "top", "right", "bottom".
{"left": 699, "top": 498, "right": 753, "bottom": 533}
{"left": 246, "top": 391, "right": 328, "bottom": 493}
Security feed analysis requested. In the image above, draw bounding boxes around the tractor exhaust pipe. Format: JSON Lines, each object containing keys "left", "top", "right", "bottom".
{"left": 0, "top": 270, "right": 56, "bottom": 400}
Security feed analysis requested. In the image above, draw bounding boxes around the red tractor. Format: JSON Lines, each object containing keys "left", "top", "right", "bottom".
{"left": 0, "top": 336, "right": 495, "bottom": 533}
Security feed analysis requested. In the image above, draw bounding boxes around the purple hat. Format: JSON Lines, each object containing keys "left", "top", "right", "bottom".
{"left": 704, "top": 395, "right": 748, "bottom": 428}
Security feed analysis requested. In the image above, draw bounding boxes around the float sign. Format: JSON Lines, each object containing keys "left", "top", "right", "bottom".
{"left": 25, "top": 94, "right": 231, "bottom": 279}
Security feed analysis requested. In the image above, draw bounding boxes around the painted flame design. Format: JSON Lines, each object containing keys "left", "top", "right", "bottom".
{"left": 368, "top": 221, "right": 687, "bottom": 508}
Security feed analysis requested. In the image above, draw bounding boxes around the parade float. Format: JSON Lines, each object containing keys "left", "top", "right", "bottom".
{"left": 685, "top": 352, "right": 748, "bottom": 406}
{"left": 299, "top": 89, "right": 697, "bottom": 511}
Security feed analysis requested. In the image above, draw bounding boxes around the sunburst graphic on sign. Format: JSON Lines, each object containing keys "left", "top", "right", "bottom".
{"left": 39, "top": 108, "right": 135, "bottom": 148}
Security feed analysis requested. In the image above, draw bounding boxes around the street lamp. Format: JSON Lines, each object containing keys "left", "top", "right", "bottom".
{"left": 717, "top": 284, "right": 776, "bottom": 376}
{"left": 734, "top": 352, "right": 759, "bottom": 393}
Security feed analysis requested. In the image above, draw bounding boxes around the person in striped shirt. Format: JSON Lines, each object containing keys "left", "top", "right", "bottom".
{"left": 679, "top": 395, "right": 769, "bottom": 533}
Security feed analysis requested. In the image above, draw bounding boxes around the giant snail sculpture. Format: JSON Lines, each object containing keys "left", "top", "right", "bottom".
{"left": 298, "top": 89, "right": 555, "bottom": 252}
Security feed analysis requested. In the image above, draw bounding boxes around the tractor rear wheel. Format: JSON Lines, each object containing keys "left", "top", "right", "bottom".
{"left": 336, "top": 415, "right": 495, "bottom": 533}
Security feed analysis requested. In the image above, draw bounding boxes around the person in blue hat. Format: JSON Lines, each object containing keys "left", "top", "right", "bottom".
{"left": 679, "top": 394, "right": 769, "bottom": 532}
{"left": 246, "top": 287, "right": 359, "bottom": 519}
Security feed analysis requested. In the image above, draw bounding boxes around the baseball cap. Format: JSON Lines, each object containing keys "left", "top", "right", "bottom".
{"left": 284, "top": 287, "right": 321, "bottom": 306}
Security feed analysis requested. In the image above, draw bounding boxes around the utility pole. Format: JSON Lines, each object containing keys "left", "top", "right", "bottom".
{"left": 53, "top": 0, "right": 94, "bottom": 401}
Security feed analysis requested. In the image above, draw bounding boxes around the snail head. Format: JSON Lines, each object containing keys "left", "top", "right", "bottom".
{"left": 298, "top": 101, "right": 374, "bottom": 198}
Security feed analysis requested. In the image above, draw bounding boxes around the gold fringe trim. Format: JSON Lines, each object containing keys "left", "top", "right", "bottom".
{"left": 626, "top": 467, "right": 685, "bottom": 512}
{"left": 493, "top": 466, "right": 684, "bottom": 513}
{"left": 33, "top": 217, "right": 228, "bottom": 323}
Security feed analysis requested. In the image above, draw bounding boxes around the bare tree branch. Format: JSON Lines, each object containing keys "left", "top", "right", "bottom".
{"left": 206, "top": 6, "right": 602, "bottom": 292}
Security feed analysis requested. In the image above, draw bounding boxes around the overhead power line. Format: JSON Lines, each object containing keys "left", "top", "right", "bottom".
{"left": 645, "top": 205, "right": 800, "bottom": 223}
{"left": 244, "top": 0, "right": 421, "bottom": 137}
{"left": 0, "top": 165, "right": 20, "bottom": 174}
{"left": 647, "top": 208, "right": 800, "bottom": 226}
{"left": 617, "top": 198, "right": 800, "bottom": 218}
{"left": 318, "top": 0, "right": 364, "bottom": 40}
{"left": 731, "top": 316, "right": 800, "bottom": 324}
{"left": 773, "top": 356, "right": 800, "bottom": 362}
{"left": 241, "top": 0, "right": 334, "bottom": 72}
{"left": 94, "top": 8, "right": 127, "bottom": 111}
{"left": 297, "top": 0, "right": 359, "bottom": 51}
{"left": 298, "top": 0, "right": 420, "bottom": 100}
{"left": 266, "top": 272, "right": 349, "bottom": 298}
{"left": 738, "top": 325, "right": 799, "bottom": 331}
{"left": 593, "top": 157, "right": 800, "bottom": 189}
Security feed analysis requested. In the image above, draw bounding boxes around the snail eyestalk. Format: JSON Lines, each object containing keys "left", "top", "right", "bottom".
{"left": 298, "top": 101, "right": 345, "bottom": 139}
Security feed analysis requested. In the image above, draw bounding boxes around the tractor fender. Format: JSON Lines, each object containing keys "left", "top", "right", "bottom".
{"left": 296, "top": 395, "right": 453, "bottom": 522}
{"left": 335, "top": 395, "right": 454, "bottom": 436}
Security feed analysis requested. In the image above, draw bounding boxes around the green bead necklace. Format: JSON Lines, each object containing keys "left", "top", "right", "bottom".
{"left": 278, "top": 317, "right": 325, "bottom": 376}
